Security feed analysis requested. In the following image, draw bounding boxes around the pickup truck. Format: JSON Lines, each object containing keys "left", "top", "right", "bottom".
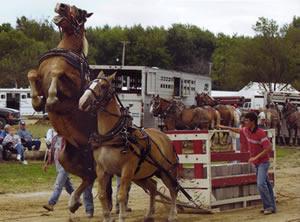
{"left": 0, "top": 107, "right": 21, "bottom": 126}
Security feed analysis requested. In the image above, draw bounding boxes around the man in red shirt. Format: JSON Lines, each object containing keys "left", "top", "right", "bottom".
{"left": 218, "top": 112, "right": 276, "bottom": 215}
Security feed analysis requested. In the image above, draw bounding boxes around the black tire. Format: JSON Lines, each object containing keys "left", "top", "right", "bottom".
{"left": 0, "top": 117, "right": 6, "bottom": 128}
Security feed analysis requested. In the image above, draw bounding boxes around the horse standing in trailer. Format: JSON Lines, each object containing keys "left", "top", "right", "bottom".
{"left": 79, "top": 73, "right": 179, "bottom": 222}
{"left": 27, "top": 3, "right": 104, "bottom": 213}
{"left": 150, "top": 95, "right": 218, "bottom": 130}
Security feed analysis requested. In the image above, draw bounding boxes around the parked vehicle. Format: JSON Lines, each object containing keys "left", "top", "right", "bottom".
{"left": 90, "top": 65, "right": 211, "bottom": 128}
{"left": 0, "top": 107, "right": 20, "bottom": 126}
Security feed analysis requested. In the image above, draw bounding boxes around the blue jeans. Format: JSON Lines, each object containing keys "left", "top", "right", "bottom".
{"left": 49, "top": 163, "right": 94, "bottom": 214}
{"left": 15, "top": 144, "right": 25, "bottom": 161}
{"left": 256, "top": 161, "right": 276, "bottom": 211}
{"left": 48, "top": 163, "right": 74, "bottom": 205}
{"left": 24, "top": 140, "right": 41, "bottom": 150}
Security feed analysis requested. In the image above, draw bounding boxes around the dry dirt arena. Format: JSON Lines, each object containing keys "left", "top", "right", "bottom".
{"left": 0, "top": 164, "right": 300, "bottom": 222}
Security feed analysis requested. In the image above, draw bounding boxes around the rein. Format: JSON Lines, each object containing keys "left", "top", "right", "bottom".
{"left": 39, "top": 48, "right": 90, "bottom": 94}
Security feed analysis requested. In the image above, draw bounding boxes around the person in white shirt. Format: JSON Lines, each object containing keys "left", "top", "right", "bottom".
{"left": 258, "top": 110, "right": 267, "bottom": 129}
{"left": 43, "top": 128, "right": 94, "bottom": 218}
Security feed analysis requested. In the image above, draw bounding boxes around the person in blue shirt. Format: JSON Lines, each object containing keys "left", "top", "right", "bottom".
{"left": 17, "top": 121, "right": 41, "bottom": 151}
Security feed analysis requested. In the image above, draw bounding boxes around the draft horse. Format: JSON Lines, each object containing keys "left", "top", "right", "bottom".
{"left": 282, "top": 102, "right": 300, "bottom": 145}
{"left": 79, "top": 73, "right": 179, "bottom": 222}
{"left": 150, "top": 95, "right": 213, "bottom": 130}
{"left": 266, "top": 103, "right": 282, "bottom": 144}
{"left": 27, "top": 3, "right": 100, "bottom": 213}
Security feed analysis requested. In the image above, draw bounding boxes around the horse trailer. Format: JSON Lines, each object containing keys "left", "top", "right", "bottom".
{"left": 89, "top": 65, "right": 211, "bottom": 128}
{"left": 0, "top": 88, "right": 43, "bottom": 116}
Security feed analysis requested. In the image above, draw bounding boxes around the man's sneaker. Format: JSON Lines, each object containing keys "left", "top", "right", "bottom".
{"left": 263, "top": 209, "right": 275, "bottom": 215}
{"left": 16, "top": 154, "right": 21, "bottom": 160}
{"left": 22, "top": 160, "right": 28, "bottom": 165}
{"left": 86, "top": 212, "right": 94, "bottom": 218}
{"left": 43, "top": 204, "right": 54, "bottom": 211}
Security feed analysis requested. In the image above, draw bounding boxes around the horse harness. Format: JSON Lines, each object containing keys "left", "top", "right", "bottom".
{"left": 39, "top": 48, "right": 91, "bottom": 94}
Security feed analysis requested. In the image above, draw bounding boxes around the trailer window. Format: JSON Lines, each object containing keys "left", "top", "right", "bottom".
{"left": 21, "top": 94, "right": 26, "bottom": 99}
{"left": 0, "top": 94, "right": 5, "bottom": 99}
{"left": 27, "top": 93, "right": 31, "bottom": 98}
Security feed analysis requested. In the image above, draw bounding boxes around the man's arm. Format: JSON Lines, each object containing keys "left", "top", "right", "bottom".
{"left": 248, "top": 144, "right": 272, "bottom": 163}
{"left": 218, "top": 124, "right": 241, "bottom": 134}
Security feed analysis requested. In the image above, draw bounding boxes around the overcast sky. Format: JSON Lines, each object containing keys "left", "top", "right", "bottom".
{"left": 0, "top": 0, "right": 299, "bottom": 36}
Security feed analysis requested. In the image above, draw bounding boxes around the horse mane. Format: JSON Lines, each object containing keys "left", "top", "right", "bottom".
{"left": 83, "top": 35, "right": 88, "bottom": 57}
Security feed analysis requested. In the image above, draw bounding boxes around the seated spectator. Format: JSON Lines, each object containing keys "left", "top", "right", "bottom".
{"left": 17, "top": 121, "right": 41, "bottom": 151}
{"left": 3, "top": 124, "right": 27, "bottom": 165}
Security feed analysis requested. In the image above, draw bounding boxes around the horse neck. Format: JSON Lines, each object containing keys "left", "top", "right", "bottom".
{"left": 97, "top": 97, "right": 122, "bottom": 135}
{"left": 57, "top": 32, "right": 84, "bottom": 55}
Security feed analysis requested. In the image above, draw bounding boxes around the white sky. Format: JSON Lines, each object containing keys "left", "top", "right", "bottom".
{"left": 0, "top": 0, "right": 299, "bottom": 36}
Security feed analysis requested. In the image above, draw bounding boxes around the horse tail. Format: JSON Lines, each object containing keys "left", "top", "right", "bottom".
{"left": 233, "top": 108, "right": 240, "bottom": 127}
{"left": 215, "top": 109, "right": 221, "bottom": 128}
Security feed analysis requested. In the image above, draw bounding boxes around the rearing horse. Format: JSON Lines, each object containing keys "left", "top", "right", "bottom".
{"left": 27, "top": 3, "right": 99, "bottom": 213}
{"left": 79, "top": 73, "right": 179, "bottom": 222}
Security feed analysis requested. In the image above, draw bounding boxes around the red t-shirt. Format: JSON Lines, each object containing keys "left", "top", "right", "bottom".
{"left": 240, "top": 130, "right": 248, "bottom": 152}
{"left": 241, "top": 127, "right": 271, "bottom": 165}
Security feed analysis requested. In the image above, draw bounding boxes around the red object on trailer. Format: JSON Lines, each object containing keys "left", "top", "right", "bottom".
{"left": 213, "top": 96, "right": 249, "bottom": 106}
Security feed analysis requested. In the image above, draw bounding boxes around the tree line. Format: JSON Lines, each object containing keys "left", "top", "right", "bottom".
{"left": 0, "top": 16, "right": 299, "bottom": 91}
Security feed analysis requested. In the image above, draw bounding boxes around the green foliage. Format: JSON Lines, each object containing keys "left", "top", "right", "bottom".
{"left": 0, "top": 16, "right": 298, "bottom": 90}
{"left": 212, "top": 17, "right": 300, "bottom": 91}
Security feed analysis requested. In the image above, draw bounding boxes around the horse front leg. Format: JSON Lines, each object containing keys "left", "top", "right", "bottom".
{"left": 27, "top": 69, "right": 45, "bottom": 111}
{"left": 288, "top": 128, "right": 293, "bottom": 146}
{"left": 118, "top": 170, "right": 135, "bottom": 222}
{"left": 96, "top": 165, "right": 113, "bottom": 222}
{"left": 68, "top": 179, "right": 92, "bottom": 213}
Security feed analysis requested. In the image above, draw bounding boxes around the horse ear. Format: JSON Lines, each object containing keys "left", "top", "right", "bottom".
{"left": 97, "top": 71, "right": 105, "bottom": 78}
{"left": 86, "top": 12, "right": 93, "bottom": 18}
{"left": 108, "top": 72, "right": 117, "bottom": 82}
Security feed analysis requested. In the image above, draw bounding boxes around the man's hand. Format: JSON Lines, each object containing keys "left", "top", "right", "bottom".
{"left": 248, "top": 157, "right": 256, "bottom": 163}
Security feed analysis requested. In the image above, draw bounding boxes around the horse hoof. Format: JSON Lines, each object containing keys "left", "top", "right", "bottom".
{"left": 69, "top": 202, "right": 82, "bottom": 213}
{"left": 144, "top": 217, "right": 154, "bottom": 222}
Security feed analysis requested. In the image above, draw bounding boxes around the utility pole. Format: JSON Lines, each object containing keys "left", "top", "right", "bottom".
{"left": 120, "top": 40, "right": 130, "bottom": 66}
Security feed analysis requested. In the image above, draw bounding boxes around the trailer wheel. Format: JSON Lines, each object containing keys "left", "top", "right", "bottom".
{"left": 0, "top": 117, "right": 7, "bottom": 127}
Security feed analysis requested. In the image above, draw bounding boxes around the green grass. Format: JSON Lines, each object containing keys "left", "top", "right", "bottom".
{"left": 26, "top": 120, "right": 51, "bottom": 139}
{"left": 275, "top": 146, "right": 299, "bottom": 158}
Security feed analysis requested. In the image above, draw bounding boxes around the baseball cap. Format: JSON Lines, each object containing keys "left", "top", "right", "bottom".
{"left": 20, "top": 120, "right": 26, "bottom": 125}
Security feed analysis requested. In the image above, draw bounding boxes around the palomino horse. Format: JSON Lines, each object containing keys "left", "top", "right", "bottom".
{"left": 150, "top": 95, "right": 219, "bottom": 130}
{"left": 27, "top": 3, "right": 100, "bottom": 213}
{"left": 282, "top": 102, "right": 300, "bottom": 145}
{"left": 79, "top": 73, "right": 179, "bottom": 222}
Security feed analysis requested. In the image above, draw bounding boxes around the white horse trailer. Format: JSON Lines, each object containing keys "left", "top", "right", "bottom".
{"left": 90, "top": 65, "right": 211, "bottom": 128}
{"left": 0, "top": 88, "right": 43, "bottom": 116}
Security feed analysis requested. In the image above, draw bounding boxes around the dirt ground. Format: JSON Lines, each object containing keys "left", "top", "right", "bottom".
{"left": 1, "top": 162, "right": 300, "bottom": 222}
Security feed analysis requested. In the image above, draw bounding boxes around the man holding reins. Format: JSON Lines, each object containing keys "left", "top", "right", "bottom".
{"left": 218, "top": 112, "right": 276, "bottom": 215}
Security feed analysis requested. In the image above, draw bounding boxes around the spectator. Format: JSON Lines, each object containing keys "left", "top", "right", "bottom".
{"left": 258, "top": 110, "right": 267, "bottom": 129}
{"left": 43, "top": 128, "right": 94, "bottom": 218}
{"left": 0, "top": 122, "right": 4, "bottom": 161}
{"left": 17, "top": 121, "right": 41, "bottom": 151}
{"left": 2, "top": 124, "right": 28, "bottom": 165}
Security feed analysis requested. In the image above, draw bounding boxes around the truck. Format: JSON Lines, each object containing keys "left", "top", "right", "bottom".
{"left": 89, "top": 65, "right": 211, "bottom": 128}
{"left": 241, "top": 91, "right": 300, "bottom": 110}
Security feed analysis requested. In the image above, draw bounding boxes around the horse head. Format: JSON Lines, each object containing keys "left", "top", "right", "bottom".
{"left": 53, "top": 3, "right": 93, "bottom": 36}
{"left": 79, "top": 71, "right": 116, "bottom": 112}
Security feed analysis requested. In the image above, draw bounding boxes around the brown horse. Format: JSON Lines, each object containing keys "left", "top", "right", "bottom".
{"left": 27, "top": 3, "right": 99, "bottom": 213}
{"left": 150, "top": 95, "right": 217, "bottom": 130}
{"left": 265, "top": 103, "right": 282, "bottom": 144}
{"left": 79, "top": 73, "right": 179, "bottom": 222}
{"left": 195, "top": 92, "right": 239, "bottom": 127}
{"left": 282, "top": 102, "right": 300, "bottom": 145}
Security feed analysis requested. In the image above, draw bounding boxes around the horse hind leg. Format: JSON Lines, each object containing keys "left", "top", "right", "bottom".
{"left": 135, "top": 178, "right": 157, "bottom": 221}
{"left": 160, "top": 172, "right": 178, "bottom": 222}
